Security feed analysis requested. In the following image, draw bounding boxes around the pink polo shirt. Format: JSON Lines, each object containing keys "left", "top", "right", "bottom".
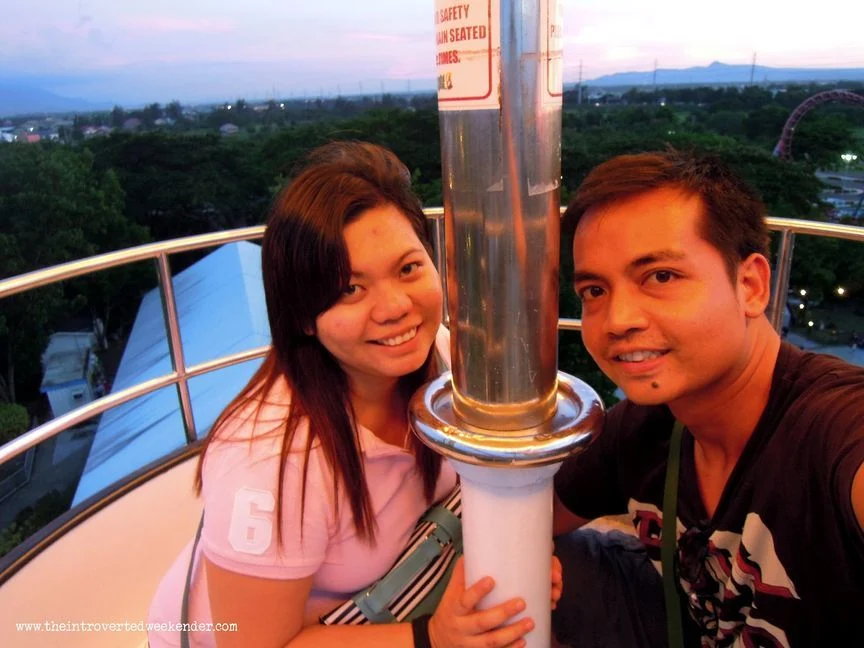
{"left": 148, "top": 329, "right": 454, "bottom": 647}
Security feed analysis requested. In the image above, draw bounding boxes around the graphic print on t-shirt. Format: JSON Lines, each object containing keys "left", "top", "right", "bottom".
{"left": 632, "top": 503, "right": 799, "bottom": 648}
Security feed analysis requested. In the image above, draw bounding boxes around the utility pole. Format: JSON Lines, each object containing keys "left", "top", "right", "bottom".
{"left": 577, "top": 59, "right": 583, "bottom": 105}
{"left": 653, "top": 59, "right": 658, "bottom": 101}
{"left": 750, "top": 52, "right": 757, "bottom": 86}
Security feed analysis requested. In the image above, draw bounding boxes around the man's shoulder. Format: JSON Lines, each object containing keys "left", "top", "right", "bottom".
{"left": 778, "top": 342, "right": 864, "bottom": 410}
{"left": 768, "top": 343, "right": 864, "bottom": 444}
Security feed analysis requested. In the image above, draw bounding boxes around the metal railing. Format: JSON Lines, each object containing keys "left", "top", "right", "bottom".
{"left": 0, "top": 226, "right": 266, "bottom": 466}
{"left": 1, "top": 212, "right": 863, "bottom": 470}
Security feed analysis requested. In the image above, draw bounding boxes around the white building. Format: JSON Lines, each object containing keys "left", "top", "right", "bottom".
{"left": 40, "top": 332, "right": 102, "bottom": 419}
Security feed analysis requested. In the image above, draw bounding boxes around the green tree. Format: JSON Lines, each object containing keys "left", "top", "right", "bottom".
{"left": 141, "top": 103, "right": 162, "bottom": 128}
{"left": 793, "top": 114, "right": 855, "bottom": 168}
{"left": 110, "top": 105, "right": 126, "bottom": 129}
{"left": 0, "top": 488, "right": 74, "bottom": 559}
{"left": 86, "top": 132, "right": 272, "bottom": 241}
{"left": 165, "top": 100, "right": 184, "bottom": 122}
{"left": 0, "top": 144, "right": 143, "bottom": 404}
{"left": 0, "top": 401, "right": 29, "bottom": 444}
{"left": 744, "top": 105, "right": 789, "bottom": 143}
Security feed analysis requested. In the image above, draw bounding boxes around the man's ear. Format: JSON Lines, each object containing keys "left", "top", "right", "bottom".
{"left": 737, "top": 253, "right": 772, "bottom": 318}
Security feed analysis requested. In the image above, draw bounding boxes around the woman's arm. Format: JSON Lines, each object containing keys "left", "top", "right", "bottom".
{"left": 207, "top": 556, "right": 312, "bottom": 648}
{"left": 207, "top": 556, "right": 535, "bottom": 648}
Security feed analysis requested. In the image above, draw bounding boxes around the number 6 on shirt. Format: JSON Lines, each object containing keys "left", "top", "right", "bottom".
{"left": 228, "top": 488, "right": 276, "bottom": 555}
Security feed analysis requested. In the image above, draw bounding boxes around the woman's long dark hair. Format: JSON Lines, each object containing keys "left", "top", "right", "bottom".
{"left": 195, "top": 141, "right": 443, "bottom": 544}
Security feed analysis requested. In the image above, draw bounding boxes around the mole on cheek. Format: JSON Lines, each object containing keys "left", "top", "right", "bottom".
{"left": 651, "top": 381, "right": 660, "bottom": 389}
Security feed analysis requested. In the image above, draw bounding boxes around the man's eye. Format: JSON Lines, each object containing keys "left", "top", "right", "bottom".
{"left": 651, "top": 271, "right": 675, "bottom": 284}
{"left": 577, "top": 286, "right": 605, "bottom": 301}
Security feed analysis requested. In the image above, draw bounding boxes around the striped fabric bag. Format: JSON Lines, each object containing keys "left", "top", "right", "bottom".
{"left": 319, "top": 482, "right": 463, "bottom": 625}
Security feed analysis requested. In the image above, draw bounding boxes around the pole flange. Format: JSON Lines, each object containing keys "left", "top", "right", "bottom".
{"left": 409, "top": 371, "right": 604, "bottom": 468}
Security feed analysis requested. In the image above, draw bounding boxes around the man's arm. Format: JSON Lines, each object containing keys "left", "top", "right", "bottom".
{"left": 552, "top": 492, "right": 591, "bottom": 537}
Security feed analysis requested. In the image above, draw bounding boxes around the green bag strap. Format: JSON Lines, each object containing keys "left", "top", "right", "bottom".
{"left": 352, "top": 537, "right": 442, "bottom": 623}
{"left": 422, "top": 503, "right": 461, "bottom": 546}
{"left": 662, "top": 420, "right": 686, "bottom": 648}
{"left": 351, "top": 494, "right": 463, "bottom": 623}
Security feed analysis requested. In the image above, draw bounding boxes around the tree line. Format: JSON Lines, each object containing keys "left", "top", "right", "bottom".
{"left": 1, "top": 85, "right": 863, "bottom": 415}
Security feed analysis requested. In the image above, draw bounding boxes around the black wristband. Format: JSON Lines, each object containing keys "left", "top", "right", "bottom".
{"left": 411, "top": 614, "right": 433, "bottom": 648}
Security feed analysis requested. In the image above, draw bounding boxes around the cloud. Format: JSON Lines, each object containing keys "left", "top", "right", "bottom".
{"left": 347, "top": 32, "right": 411, "bottom": 43}
{"left": 77, "top": 0, "right": 93, "bottom": 28}
{"left": 87, "top": 27, "right": 112, "bottom": 50}
{"left": 118, "top": 16, "right": 235, "bottom": 34}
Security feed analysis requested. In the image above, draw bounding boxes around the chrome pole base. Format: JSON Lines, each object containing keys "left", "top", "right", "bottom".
{"left": 409, "top": 371, "right": 604, "bottom": 468}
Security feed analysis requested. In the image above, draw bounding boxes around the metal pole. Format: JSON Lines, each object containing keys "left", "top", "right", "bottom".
{"left": 155, "top": 254, "right": 197, "bottom": 443}
{"left": 412, "top": 2, "right": 603, "bottom": 646}
{"left": 427, "top": 208, "right": 450, "bottom": 326}
{"left": 769, "top": 229, "right": 795, "bottom": 333}
{"left": 439, "top": 0, "right": 560, "bottom": 431}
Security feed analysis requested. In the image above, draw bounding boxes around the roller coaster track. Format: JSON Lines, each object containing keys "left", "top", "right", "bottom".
{"left": 773, "top": 89, "right": 864, "bottom": 159}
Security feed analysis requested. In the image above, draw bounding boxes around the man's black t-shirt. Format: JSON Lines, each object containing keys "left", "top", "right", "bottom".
{"left": 555, "top": 343, "right": 864, "bottom": 646}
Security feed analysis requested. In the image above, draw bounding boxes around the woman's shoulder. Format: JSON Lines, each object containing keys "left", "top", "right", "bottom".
{"left": 213, "top": 375, "right": 292, "bottom": 439}
{"left": 202, "top": 378, "right": 323, "bottom": 482}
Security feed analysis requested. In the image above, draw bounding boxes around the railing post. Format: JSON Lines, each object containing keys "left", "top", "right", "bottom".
{"left": 769, "top": 229, "right": 795, "bottom": 333}
{"left": 427, "top": 209, "right": 450, "bottom": 326}
{"left": 155, "top": 254, "right": 197, "bottom": 443}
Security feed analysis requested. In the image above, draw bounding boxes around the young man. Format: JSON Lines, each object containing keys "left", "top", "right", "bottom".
{"left": 551, "top": 150, "right": 864, "bottom": 647}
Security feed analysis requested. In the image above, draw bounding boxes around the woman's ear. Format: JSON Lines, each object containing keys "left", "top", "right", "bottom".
{"left": 737, "top": 253, "right": 772, "bottom": 318}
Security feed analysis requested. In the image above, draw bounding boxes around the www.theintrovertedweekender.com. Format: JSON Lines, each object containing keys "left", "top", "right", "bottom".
{"left": 15, "top": 620, "right": 238, "bottom": 633}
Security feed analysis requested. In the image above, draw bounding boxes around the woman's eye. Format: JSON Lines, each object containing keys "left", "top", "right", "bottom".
{"left": 401, "top": 261, "right": 422, "bottom": 276}
{"left": 343, "top": 284, "right": 360, "bottom": 296}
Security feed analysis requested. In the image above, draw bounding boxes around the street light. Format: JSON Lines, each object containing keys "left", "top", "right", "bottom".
{"left": 837, "top": 286, "right": 846, "bottom": 296}
{"left": 800, "top": 289, "right": 807, "bottom": 297}
{"left": 808, "top": 320, "right": 815, "bottom": 328}
{"left": 841, "top": 152, "right": 858, "bottom": 164}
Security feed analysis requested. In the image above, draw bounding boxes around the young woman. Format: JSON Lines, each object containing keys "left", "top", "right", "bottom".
{"left": 148, "top": 141, "right": 552, "bottom": 647}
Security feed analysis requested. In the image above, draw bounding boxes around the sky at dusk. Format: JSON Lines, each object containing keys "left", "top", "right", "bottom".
{"left": 1, "top": 0, "right": 862, "bottom": 106}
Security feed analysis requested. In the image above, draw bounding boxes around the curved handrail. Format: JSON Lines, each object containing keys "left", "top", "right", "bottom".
{"left": 0, "top": 226, "right": 266, "bottom": 300}
{"left": 0, "top": 212, "right": 863, "bottom": 468}
{"left": 0, "top": 346, "right": 269, "bottom": 465}
{"left": 765, "top": 216, "right": 864, "bottom": 242}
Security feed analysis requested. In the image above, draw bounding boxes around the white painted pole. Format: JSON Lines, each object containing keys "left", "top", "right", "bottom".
{"left": 453, "top": 462, "right": 560, "bottom": 647}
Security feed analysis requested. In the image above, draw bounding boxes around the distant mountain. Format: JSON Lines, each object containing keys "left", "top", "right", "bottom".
{"left": 587, "top": 61, "right": 864, "bottom": 88}
{"left": 0, "top": 84, "right": 110, "bottom": 118}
